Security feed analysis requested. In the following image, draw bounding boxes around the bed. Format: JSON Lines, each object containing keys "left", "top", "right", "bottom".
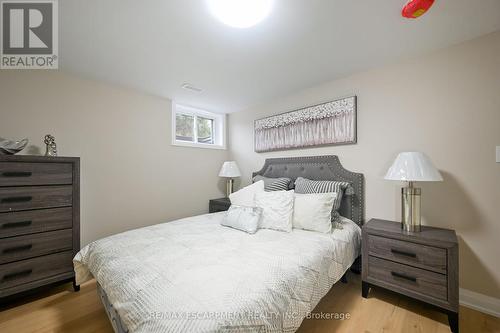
{"left": 73, "top": 155, "right": 365, "bottom": 333}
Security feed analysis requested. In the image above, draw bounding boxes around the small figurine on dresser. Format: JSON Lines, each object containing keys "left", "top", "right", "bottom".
{"left": 44, "top": 134, "right": 58, "bottom": 157}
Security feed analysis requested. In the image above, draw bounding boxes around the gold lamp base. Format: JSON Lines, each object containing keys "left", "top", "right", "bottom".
{"left": 225, "top": 178, "right": 234, "bottom": 198}
{"left": 401, "top": 182, "right": 421, "bottom": 232}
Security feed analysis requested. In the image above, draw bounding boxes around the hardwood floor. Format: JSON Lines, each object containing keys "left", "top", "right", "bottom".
{"left": 0, "top": 273, "right": 498, "bottom": 333}
{"left": 299, "top": 274, "right": 500, "bottom": 333}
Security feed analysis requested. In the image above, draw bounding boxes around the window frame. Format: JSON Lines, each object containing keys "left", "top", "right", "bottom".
{"left": 171, "top": 103, "right": 226, "bottom": 150}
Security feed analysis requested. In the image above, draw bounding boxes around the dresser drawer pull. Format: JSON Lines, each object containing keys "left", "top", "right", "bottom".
{"left": 2, "top": 244, "right": 33, "bottom": 254}
{"left": 1, "top": 171, "right": 32, "bottom": 178}
{"left": 390, "top": 248, "right": 417, "bottom": 258}
{"left": 391, "top": 271, "right": 417, "bottom": 282}
{"left": 1, "top": 220, "right": 32, "bottom": 229}
{"left": 1, "top": 196, "right": 33, "bottom": 203}
{"left": 2, "top": 269, "right": 33, "bottom": 281}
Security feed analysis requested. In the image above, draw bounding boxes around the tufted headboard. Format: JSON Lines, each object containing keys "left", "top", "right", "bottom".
{"left": 252, "top": 155, "right": 365, "bottom": 226}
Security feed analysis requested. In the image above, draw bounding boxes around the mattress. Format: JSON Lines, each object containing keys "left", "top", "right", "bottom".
{"left": 74, "top": 212, "right": 361, "bottom": 333}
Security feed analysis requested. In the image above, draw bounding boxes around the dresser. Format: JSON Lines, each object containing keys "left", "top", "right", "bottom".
{"left": 0, "top": 155, "right": 80, "bottom": 299}
{"left": 362, "top": 219, "right": 459, "bottom": 333}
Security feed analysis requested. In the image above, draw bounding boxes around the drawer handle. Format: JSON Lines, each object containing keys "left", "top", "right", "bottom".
{"left": 391, "top": 248, "right": 417, "bottom": 258}
{"left": 2, "top": 220, "right": 32, "bottom": 229}
{"left": 1, "top": 171, "right": 32, "bottom": 178}
{"left": 1, "top": 196, "right": 33, "bottom": 203}
{"left": 2, "top": 269, "right": 33, "bottom": 281}
{"left": 3, "top": 244, "right": 33, "bottom": 254}
{"left": 391, "top": 271, "right": 417, "bottom": 282}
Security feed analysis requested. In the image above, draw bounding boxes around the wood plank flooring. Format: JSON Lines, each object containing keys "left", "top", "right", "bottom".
{"left": 0, "top": 273, "right": 498, "bottom": 332}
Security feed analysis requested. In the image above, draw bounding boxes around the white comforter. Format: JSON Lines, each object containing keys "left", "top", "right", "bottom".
{"left": 74, "top": 213, "right": 361, "bottom": 333}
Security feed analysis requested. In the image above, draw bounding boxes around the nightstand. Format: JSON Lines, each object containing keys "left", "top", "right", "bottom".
{"left": 209, "top": 198, "right": 231, "bottom": 213}
{"left": 362, "top": 219, "right": 459, "bottom": 333}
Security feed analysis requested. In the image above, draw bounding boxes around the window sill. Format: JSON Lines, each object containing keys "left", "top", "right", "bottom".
{"left": 171, "top": 141, "right": 227, "bottom": 150}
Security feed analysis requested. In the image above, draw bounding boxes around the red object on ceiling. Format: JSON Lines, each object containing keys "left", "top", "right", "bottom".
{"left": 402, "top": 0, "right": 435, "bottom": 19}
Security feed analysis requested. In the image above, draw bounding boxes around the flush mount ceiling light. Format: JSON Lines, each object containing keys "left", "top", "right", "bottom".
{"left": 207, "top": 0, "right": 274, "bottom": 28}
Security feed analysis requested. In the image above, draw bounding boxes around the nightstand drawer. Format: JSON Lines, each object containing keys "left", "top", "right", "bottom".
{"left": 368, "top": 234, "right": 447, "bottom": 273}
{"left": 210, "top": 204, "right": 230, "bottom": 213}
{"left": 368, "top": 256, "right": 447, "bottom": 301}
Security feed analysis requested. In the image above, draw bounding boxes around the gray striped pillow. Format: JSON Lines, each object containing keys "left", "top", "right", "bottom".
{"left": 253, "top": 175, "right": 291, "bottom": 192}
{"left": 294, "top": 177, "right": 352, "bottom": 220}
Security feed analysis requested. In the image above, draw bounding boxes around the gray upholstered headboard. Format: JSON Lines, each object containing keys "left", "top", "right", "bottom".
{"left": 252, "top": 155, "right": 365, "bottom": 226}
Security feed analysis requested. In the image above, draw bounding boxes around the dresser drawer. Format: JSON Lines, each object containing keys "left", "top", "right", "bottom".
{"left": 368, "top": 256, "right": 447, "bottom": 301}
{"left": 368, "top": 234, "right": 447, "bottom": 274}
{"left": 0, "top": 207, "right": 73, "bottom": 238}
{"left": 0, "top": 162, "right": 72, "bottom": 187}
{"left": 0, "top": 251, "right": 73, "bottom": 291}
{"left": 0, "top": 186, "right": 72, "bottom": 213}
{"left": 0, "top": 229, "right": 72, "bottom": 264}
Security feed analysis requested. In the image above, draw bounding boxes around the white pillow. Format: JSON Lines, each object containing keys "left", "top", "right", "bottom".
{"left": 221, "top": 205, "right": 262, "bottom": 234}
{"left": 229, "top": 180, "right": 264, "bottom": 207}
{"left": 293, "top": 192, "right": 337, "bottom": 233}
{"left": 254, "top": 190, "right": 294, "bottom": 232}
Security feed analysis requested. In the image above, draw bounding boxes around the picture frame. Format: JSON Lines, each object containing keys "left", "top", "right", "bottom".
{"left": 254, "top": 96, "right": 357, "bottom": 153}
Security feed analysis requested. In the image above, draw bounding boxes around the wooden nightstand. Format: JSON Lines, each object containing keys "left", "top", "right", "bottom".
{"left": 209, "top": 198, "right": 231, "bottom": 213}
{"left": 362, "top": 219, "right": 459, "bottom": 333}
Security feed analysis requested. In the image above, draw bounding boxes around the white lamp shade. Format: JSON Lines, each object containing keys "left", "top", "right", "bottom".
{"left": 219, "top": 161, "right": 241, "bottom": 178}
{"left": 385, "top": 152, "right": 443, "bottom": 182}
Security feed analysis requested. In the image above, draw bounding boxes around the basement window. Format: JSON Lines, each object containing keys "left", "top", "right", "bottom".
{"left": 172, "top": 103, "right": 226, "bottom": 149}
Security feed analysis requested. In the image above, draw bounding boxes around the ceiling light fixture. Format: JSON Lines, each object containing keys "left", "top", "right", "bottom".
{"left": 207, "top": 0, "right": 274, "bottom": 28}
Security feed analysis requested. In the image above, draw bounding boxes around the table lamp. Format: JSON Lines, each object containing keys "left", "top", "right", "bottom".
{"left": 219, "top": 161, "right": 241, "bottom": 197}
{"left": 385, "top": 152, "right": 443, "bottom": 232}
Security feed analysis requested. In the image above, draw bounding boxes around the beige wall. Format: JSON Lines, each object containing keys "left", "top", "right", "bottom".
{"left": 228, "top": 31, "right": 500, "bottom": 297}
{"left": 0, "top": 71, "right": 228, "bottom": 246}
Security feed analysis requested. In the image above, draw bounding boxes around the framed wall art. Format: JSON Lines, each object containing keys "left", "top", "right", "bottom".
{"left": 254, "top": 96, "right": 357, "bottom": 153}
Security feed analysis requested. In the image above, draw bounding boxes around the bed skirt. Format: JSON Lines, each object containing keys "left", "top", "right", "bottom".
{"left": 97, "top": 282, "right": 129, "bottom": 333}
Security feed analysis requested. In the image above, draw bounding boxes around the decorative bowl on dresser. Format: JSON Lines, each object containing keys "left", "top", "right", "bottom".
{"left": 209, "top": 198, "right": 231, "bottom": 213}
{"left": 0, "top": 155, "right": 80, "bottom": 301}
{"left": 362, "top": 219, "right": 459, "bottom": 333}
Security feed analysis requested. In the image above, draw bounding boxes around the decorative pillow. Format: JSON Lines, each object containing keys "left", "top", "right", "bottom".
{"left": 229, "top": 180, "right": 264, "bottom": 207}
{"left": 254, "top": 190, "right": 295, "bottom": 232}
{"left": 253, "top": 175, "right": 291, "bottom": 191}
{"left": 294, "top": 177, "right": 353, "bottom": 220}
{"left": 221, "top": 205, "right": 262, "bottom": 234}
{"left": 293, "top": 192, "right": 337, "bottom": 233}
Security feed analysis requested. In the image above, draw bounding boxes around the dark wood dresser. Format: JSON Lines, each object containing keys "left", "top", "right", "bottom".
{"left": 362, "top": 219, "right": 459, "bottom": 333}
{"left": 0, "top": 155, "right": 80, "bottom": 300}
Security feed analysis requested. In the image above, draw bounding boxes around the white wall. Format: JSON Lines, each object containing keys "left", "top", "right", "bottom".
{"left": 228, "top": 31, "right": 500, "bottom": 298}
{"left": 0, "top": 71, "right": 229, "bottom": 246}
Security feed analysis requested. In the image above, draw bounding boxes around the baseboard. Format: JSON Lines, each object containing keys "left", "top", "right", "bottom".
{"left": 460, "top": 288, "right": 500, "bottom": 318}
